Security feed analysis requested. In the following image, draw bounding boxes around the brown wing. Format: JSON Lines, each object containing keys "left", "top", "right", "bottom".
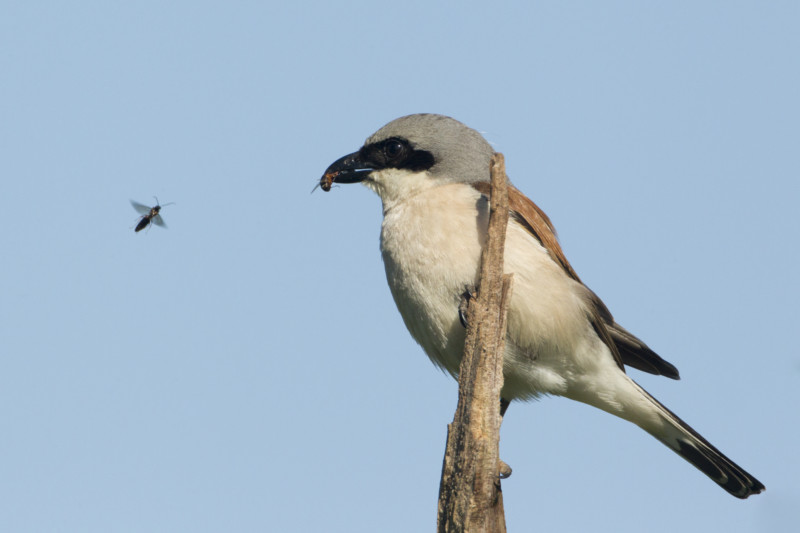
{"left": 606, "top": 321, "right": 679, "bottom": 378}
{"left": 472, "top": 181, "right": 679, "bottom": 379}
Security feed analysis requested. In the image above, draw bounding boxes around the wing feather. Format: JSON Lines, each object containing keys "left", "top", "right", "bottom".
{"left": 472, "top": 181, "right": 679, "bottom": 379}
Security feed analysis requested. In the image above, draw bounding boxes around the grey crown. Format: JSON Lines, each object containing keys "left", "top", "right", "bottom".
{"left": 366, "top": 114, "right": 497, "bottom": 184}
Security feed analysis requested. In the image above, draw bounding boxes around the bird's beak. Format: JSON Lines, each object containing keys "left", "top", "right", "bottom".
{"left": 319, "top": 151, "right": 375, "bottom": 191}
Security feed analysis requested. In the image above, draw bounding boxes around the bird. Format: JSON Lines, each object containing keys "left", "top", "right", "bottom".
{"left": 318, "top": 113, "right": 765, "bottom": 499}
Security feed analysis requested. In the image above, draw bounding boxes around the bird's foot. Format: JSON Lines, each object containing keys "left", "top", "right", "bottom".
{"left": 498, "top": 460, "right": 512, "bottom": 479}
{"left": 458, "top": 286, "right": 475, "bottom": 328}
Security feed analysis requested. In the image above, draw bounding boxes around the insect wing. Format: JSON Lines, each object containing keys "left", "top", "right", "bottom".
{"left": 151, "top": 214, "right": 167, "bottom": 228}
{"left": 131, "top": 200, "right": 152, "bottom": 215}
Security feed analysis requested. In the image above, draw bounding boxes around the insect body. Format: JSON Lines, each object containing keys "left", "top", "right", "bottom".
{"left": 320, "top": 171, "right": 338, "bottom": 192}
{"left": 311, "top": 171, "right": 339, "bottom": 194}
{"left": 131, "top": 197, "right": 174, "bottom": 232}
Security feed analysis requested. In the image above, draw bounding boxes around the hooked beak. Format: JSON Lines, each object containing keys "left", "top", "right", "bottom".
{"left": 319, "top": 151, "right": 375, "bottom": 192}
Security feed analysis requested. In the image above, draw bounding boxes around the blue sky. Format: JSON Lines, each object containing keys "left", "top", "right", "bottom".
{"left": 1, "top": 2, "right": 798, "bottom": 531}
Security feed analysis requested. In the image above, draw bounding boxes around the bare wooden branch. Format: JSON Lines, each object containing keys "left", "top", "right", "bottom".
{"left": 437, "top": 153, "right": 514, "bottom": 533}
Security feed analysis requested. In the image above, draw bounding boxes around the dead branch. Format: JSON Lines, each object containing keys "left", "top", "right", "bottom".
{"left": 437, "top": 153, "right": 514, "bottom": 533}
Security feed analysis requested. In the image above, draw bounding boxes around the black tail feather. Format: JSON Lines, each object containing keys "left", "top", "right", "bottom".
{"left": 635, "top": 383, "right": 765, "bottom": 499}
{"left": 675, "top": 438, "right": 765, "bottom": 499}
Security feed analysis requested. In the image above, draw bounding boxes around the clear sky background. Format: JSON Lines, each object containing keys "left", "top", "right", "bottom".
{"left": 1, "top": 2, "right": 798, "bottom": 532}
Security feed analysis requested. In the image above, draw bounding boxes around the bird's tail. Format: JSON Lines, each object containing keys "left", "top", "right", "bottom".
{"left": 630, "top": 381, "right": 765, "bottom": 499}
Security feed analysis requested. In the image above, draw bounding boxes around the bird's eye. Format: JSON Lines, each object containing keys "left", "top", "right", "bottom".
{"left": 383, "top": 139, "right": 405, "bottom": 160}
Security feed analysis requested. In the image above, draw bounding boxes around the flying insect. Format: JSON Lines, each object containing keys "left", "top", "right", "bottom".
{"left": 131, "top": 197, "right": 174, "bottom": 232}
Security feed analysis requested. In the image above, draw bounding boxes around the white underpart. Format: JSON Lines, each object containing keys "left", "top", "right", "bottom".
{"left": 366, "top": 168, "right": 669, "bottom": 437}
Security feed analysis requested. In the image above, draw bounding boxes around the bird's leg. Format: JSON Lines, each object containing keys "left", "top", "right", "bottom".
{"left": 500, "top": 398, "right": 510, "bottom": 417}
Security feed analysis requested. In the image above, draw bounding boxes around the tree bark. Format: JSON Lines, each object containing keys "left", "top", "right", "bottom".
{"left": 437, "top": 153, "right": 513, "bottom": 533}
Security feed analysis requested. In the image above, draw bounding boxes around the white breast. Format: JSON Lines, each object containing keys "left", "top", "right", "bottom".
{"left": 376, "top": 179, "right": 601, "bottom": 401}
